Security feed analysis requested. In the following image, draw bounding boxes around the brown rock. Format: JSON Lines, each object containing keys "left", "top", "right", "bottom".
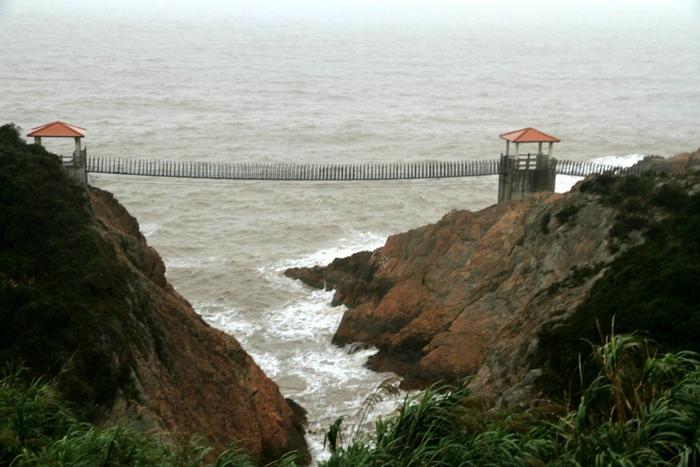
{"left": 632, "top": 147, "right": 700, "bottom": 174}
{"left": 88, "top": 187, "right": 308, "bottom": 465}
{"left": 287, "top": 150, "right": 700, "bottom": 404}
{"left": 329, "top": 192, "right": 623, "bottom": 394}
{"left": 285, "top": 250, "right": 394, "bottom": 308}
{"left": 286, "top": 158, "right": 700, "bottom": 400}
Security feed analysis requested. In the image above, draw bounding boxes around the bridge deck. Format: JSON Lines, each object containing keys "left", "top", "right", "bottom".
{"left": 86, "top": 157, "right": 643, "bottom": 181}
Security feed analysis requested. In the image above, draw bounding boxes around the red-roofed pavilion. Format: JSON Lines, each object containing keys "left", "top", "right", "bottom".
{"left": 27, "top": 121, "right": 88, "bottom": 185}
{"left": 27, "top": 121, "right": 86, "bottom": 153}
{"left": 499, "top": 127, "right": 560, "bottom": 158}
{"left": 497, "top": 127, "right": 559, "bottom": 203}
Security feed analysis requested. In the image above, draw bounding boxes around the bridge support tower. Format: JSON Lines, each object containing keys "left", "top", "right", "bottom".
{"left": 497, "top": 127, "right": 559, "bottom": 203}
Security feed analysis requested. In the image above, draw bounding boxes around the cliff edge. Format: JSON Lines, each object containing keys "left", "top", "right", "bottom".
{"left": 0, "top": 124, "right": 308, "bottom": 464}
{"left": 287, "top": 148, "right": 700, "bottom": 404}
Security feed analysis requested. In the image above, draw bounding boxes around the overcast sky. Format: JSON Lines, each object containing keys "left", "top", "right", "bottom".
{"left": 2, "top": 0, "right": 699, "bottom": 21}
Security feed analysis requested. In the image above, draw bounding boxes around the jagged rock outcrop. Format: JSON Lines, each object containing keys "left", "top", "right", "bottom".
{"left": 289, "top": 192, "right": 628, "bottom": 393}
{"left": 90, "top": 187, "right": 308, "bottom": 464}
{"left": 0, "top": 125, "right": 308, "bottom": 465}
{"left": 286, "top": 148, "right": 700, "bottom": 404}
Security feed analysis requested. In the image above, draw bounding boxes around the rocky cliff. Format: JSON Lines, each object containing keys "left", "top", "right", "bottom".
{"left": 287, "top": 148, "right": 700, "bottom": 404}
{"left": 0, "top": 125, "right": 308, "bottom": 464}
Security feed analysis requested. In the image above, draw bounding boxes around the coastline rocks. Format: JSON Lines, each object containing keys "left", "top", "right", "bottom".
{"left": 88, "top": 187, "right": 309, "bottom": 464}
{"left": 285, "top": 251, "right": 394, "bottom": 308}
{"left": 286, "top": 149, "right": 700, "bottom": 403}
{"left": 285, "top": 188, "right": 640, "bottom": 398}
{"left": 633, "top": 147, "right": 700, "bottom": 174}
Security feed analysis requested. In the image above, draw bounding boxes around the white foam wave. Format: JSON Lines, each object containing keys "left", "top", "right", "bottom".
{"left": 256, "top": 230, "right": 388, "bottom": 292}
{"left": 139, "top": 222, "right": 159, "bottom": 238}
{"left": 195, "top": 232, "right": 404, "bottom": 464}
{"left": 555, "top": 175, "right": 583, "bottom": 194}
{"left": 193, "top": 300, "right": 262, "bottom": 339}
{"left": 163, "top": 256, "right": 226, "bottom": 270}
{"left": 251, "top": 352, "right": 282, "bottom": 377}
{"left": 276, "top": 230, "right": 387, "bottom": 271}
{"left": 556, "top": 153, "right": 648, "bottom": 193}
{"left": 589, "top": 153, "right": 647, "bottom": 167}
{"left": 203, "top": 310, "right": 261, "bottom": 340}
{"left": 286, "top": 346, "right": 382, "bottom": 393}
{"left": 262, "top": 290, "right": 342, "bottom": 340}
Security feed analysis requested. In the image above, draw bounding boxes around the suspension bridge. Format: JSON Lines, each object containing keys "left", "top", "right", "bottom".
{"left": 85, "top": 156, "right": 643, "bottom": 181}
{"left": 27, "top": 122, "right": 648, "bottom": 202}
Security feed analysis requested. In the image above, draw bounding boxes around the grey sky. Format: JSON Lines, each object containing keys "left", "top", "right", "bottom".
{"left": 2, "top": 0, "right": 698, "bottom": 20}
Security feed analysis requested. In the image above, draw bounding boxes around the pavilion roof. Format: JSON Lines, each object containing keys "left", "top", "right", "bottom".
{"left": 499, "top": 127, "right": 559, "bottom": 143}
{"left": 27, "top": 121, "right": 86, "bottom": 138}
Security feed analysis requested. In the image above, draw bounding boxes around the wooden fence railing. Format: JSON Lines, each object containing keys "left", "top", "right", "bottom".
{"left": 554, "top": 160, "right": 643, "bottom": 177}
{"left": 85, "top": 157, "right": 644, "bottom": 181}
{"left": 87, "top": 158, "right": 501, "bottom": 180}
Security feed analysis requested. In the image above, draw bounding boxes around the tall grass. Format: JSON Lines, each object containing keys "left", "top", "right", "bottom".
{"left": 322, "top": 335, "right": 700, "bottom": 466}
{"left": 0, "top": 367, "right": 301, "bottom": 467}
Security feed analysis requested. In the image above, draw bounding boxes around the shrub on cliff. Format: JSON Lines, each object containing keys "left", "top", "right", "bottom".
{"left": 322, "top": 335, "right": 700, "bottom": 466}
{"left": 0, "top": 124, "right": 134, "bottom": 418}
{"left": 537, "top": 173, "right": 700, "bottom": 400}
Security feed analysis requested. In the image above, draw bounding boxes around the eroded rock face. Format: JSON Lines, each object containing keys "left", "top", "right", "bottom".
{"left": 286, "top": 149, "right": 700, "bottom": 403}
{"left": 288, "top": 192, "right": 625, "bottom": 395}
{"left": 285, "top": 251, "right": 394, "bottom": 308}
{"left": 88, "top": 187, "right": 308, "bottom": 465}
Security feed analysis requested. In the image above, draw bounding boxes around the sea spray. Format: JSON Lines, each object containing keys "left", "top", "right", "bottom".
{"left": 198, "top": 230, "right": 404, "bottom": 462}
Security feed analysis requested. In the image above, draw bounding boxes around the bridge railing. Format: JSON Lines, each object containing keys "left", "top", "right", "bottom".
{"left": 86, "top": 157, "right": 502, "bottom": 180}
{"left": 554, "top": 159, "right": 645, "bottom": 177}
{"left": 86, "top": 156, "right": 647, "bottom": 181}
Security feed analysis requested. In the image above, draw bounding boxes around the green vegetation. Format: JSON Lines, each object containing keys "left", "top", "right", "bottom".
{"left": 539, "top": 211, "right": 551, "bottom": 234}
{"left": 546, "top": 264, "right": 603, "bottom": 295}
{"left": 323, "top": 335, "right": 700, "bottom": 466}
{"left": 0, "top": 367, "right": 300, "bottom": 466}
{"left": 554, "top": 203, "right": 580, "bottom": 224}
{"left": 0, "top": 123, "right": 138, "bottom": 417}
{"left": 538, "top": 173, "right": 700, "bottom": 399}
